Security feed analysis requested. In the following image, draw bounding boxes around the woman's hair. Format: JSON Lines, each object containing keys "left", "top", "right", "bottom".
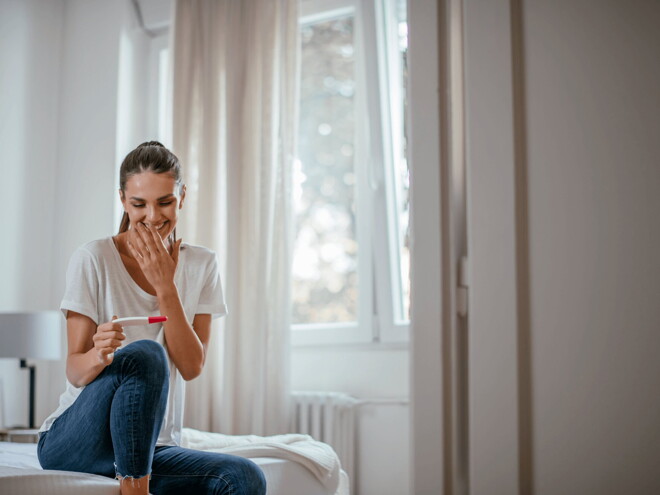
{"left": 117, "top": 141, "right": 183, "bottom": 235}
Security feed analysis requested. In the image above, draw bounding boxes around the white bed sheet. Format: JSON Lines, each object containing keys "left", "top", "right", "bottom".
{"left": 0, "top": 442, "right": 333, "bottom": 495}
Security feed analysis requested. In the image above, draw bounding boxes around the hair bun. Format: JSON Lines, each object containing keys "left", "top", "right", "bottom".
{"left": 138, "top": 140, "right": 165, "bottom": 148}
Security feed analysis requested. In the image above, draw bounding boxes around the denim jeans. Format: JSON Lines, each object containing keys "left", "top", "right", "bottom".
{"left": 38, "top": 340, "right": 266, "bottom": 495}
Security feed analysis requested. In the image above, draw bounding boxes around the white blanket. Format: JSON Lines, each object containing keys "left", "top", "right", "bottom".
{"left": 181, "top": 428, "right": 349, "bottom": 495}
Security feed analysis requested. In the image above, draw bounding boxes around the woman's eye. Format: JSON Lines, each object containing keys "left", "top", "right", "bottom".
{"left": 131, "top": 202, "right": 173, "bottom": 208}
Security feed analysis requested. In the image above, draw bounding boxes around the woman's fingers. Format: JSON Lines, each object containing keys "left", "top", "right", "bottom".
{"left": 94, "top": 320, "right": 125, "bottom": 347}
{"left": 98, "top": 336, "right": 124, "bottom": 348}
{"left": 93, "top": 334, "right": 124, "bottom": 349}
{"left": 131, "top": 226, "right": 150, "bottom": 258}
{"left": 96, "top": 340, "right": 121, "bottom": 352}
{"left": 98, "top": 347, "right": 115, "bottom": 365}
{"left": 126, "top": 223, "right": 178, "bottom": 292}
{"left": 136, "top": 223, "right": 166, "bottom": 258}
{"left": 93, "top": 318, "right": 126, "bottom": 365}
{"left": 126, "top": 239, "right": 142, "bottom": 262}
{"left": 172, "top": 238, "right": 183, "bottom": 265}
{"left": 94, "top": 339, "right": 121, "bottom": 364}
{"left": 96, "top": 319, "right": 124, "bottom": 335}
{"left": 143, "top": 223, "right": 168, "bottom": 253}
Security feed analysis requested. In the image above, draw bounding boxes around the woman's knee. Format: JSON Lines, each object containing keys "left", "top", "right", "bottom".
{"left": 215, "top": 457, "right": 266, "bottom": 495}
{"left": 117, "top": 340, "right": 169, "bottom": 379}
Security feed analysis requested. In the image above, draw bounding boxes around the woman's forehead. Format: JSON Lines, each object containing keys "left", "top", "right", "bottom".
{"left": 124, "top": 171, "right": 178, "bottom": 195}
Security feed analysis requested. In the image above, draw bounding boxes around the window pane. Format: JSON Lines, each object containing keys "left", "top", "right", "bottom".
{"left": 293, "top": 15, "right": 358, "bottom": 325}
{"left": 394, "top": 0, "right": 410, "bottom": 321}
{"left": 157, "top": 47, "right": 169, "bottom": 144}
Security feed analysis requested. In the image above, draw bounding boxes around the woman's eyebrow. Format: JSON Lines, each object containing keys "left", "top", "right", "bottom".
{"left": 129, "top": 194, "right": 175, "bottom": 201}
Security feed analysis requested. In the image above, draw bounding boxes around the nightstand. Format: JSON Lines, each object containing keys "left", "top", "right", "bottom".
{"left": 0, "top": 428, "right": 40, "bottom": 443}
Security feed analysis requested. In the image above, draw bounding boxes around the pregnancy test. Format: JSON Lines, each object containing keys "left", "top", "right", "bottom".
{"left": 114, "top": 316, "right": 167, "bottom": 326}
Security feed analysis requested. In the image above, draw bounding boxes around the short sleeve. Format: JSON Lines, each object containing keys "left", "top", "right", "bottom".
{"left": 197, "top": 252, "right": 228, "bottom": 319}
{"left": 60, "top": 247, "right": 100, "bottom": 324}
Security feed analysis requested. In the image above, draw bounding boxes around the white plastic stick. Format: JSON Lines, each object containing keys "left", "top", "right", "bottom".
{"left": 114, "top": 316, "right": 167, "bottom": 326}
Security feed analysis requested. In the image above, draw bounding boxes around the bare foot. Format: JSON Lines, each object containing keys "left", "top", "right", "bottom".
{"left": 119, "top": 474, "right": 150, "bottom": 495}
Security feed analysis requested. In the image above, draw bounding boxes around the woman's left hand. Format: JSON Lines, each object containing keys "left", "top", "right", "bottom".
{"left": 127, "top": 222, "right": 182, "bottom": 293}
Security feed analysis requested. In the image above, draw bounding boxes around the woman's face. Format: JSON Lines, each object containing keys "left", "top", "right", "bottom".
{"left": 120, "top": 171, "right": 185, "bottom": 241}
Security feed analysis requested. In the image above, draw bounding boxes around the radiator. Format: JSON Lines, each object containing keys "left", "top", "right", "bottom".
{"left": 290, "top": 391, "right": 359, "bottom": 491}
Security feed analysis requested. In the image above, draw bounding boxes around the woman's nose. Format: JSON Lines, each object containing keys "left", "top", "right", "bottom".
{"left": 146, "top": 206, "right": 160, "bottom": 223}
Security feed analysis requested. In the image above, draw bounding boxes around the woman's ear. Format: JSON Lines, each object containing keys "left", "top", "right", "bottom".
{"left": 119, "top": 190, "right": 132, "bottom": 230}
{"left": 179, "top": 184, "right": 187, "bottom": 209}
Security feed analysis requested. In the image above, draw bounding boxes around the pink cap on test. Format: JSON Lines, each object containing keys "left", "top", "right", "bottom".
{"left": 148, "top": 316, "right": 168, "bottom": 324}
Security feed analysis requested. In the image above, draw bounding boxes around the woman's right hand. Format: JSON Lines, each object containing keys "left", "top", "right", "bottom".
{"left": 92, "top": 315, "right": 125, "bottom": 365}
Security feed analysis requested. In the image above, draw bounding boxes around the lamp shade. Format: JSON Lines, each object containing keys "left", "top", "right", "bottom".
{"left": 0, "top": 311, "right": 62, "bottom": 360}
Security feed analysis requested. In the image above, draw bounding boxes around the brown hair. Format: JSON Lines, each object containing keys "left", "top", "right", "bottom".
{"left": 117, "top": 141, "right": 183, "bottom": 239}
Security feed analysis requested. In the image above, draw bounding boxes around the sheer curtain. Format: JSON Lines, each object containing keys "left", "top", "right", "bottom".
{"left": 171, "top": 0, "right": 299, "bottom": 436}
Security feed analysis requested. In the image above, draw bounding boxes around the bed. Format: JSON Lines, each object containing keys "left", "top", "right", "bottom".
{"left": 0, "top": 429, "right": 349, "bottom": 495}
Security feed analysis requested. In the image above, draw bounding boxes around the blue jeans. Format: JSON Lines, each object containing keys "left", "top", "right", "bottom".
{"left": 38, "top": 340, "right": 266, "bottom": 495}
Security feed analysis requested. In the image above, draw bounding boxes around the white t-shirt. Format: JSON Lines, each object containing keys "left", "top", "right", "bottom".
{"left": 40, "top": 237, "right": 227, "bottom": 446}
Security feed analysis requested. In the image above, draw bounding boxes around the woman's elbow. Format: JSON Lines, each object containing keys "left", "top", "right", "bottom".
{"left": 65, "top": 369, "right": 87, "bottom": 388}
{"left": 180, "top": 364, "right": 204, "bottom": 381}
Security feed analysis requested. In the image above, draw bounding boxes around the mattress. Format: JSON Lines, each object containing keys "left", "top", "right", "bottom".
{"left": 0, "top": 442, "right": 333, "bottom": 495}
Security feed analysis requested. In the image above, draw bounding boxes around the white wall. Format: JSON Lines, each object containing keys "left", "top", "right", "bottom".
{"left": 0, "top": 0, "right": 65, "bottom": 428}
{"left": 464, "top": 0, "right": 660, "bottom": 494}
{"left": 0, "top": 0, "right": 135, "bottom": 429}
{"left": 44, "top": 0, "right": 130, "bottom": 427}
{"left": 523, "top": 1, "right": 660, "bottom": 493}
{"left": 291, "top": 345, "right": 410, "bottom": 495}
{"left": 53, "top": 0, "right": 125, "bottom": 273}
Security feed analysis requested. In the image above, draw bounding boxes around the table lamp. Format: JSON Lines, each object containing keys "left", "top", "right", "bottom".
{"left": 0, "top": 311, "right": 62, "bottom": 429}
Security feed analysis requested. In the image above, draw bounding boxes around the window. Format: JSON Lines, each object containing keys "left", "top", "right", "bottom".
{"left": 150, "top": 34, "right": 170, "bottom": 146}
{"left": 293, "top": 0, "right": 409, "bottom": 345}
{"left": 144, "top": 0, "right": 410, "bottom": 345}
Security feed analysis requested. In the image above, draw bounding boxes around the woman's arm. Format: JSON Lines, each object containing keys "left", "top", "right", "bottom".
{"left": 156, "top": 287, "right": 212, "bottom": 380}
{"left": 128, "top": 223, "right": 212, "bottom": 380}
{"left": 66, "top": 311, "right": 125, "bottom": 387}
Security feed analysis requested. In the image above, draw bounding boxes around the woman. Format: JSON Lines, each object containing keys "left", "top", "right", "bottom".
{"left": 37, "top": 142, "right": 266, "bottom": 495}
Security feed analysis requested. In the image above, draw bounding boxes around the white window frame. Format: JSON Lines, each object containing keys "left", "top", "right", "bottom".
{"left": 293, "top": 0, "right": 410, "bottom": 346}
{"left": 372, "top": 0, "right": 410, "bottom": 342}
{"left": 293, "top": 0, "right": 374, "bottom": 346}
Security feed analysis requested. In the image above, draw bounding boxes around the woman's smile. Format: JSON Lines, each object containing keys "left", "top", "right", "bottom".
{"left": 142, "top": 221, "right": 168, "bottom": 231}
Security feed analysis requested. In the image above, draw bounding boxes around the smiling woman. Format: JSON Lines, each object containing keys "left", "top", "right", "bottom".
{"left": 116, "top": 141, "right": 186, "bottom": 242}
{"left": 36, "top": 141, "right": 266, "bottom": 495}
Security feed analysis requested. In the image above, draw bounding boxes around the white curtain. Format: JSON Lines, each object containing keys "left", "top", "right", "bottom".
{"left": 171, "top": 0, "right": 299, "bottom": 436}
